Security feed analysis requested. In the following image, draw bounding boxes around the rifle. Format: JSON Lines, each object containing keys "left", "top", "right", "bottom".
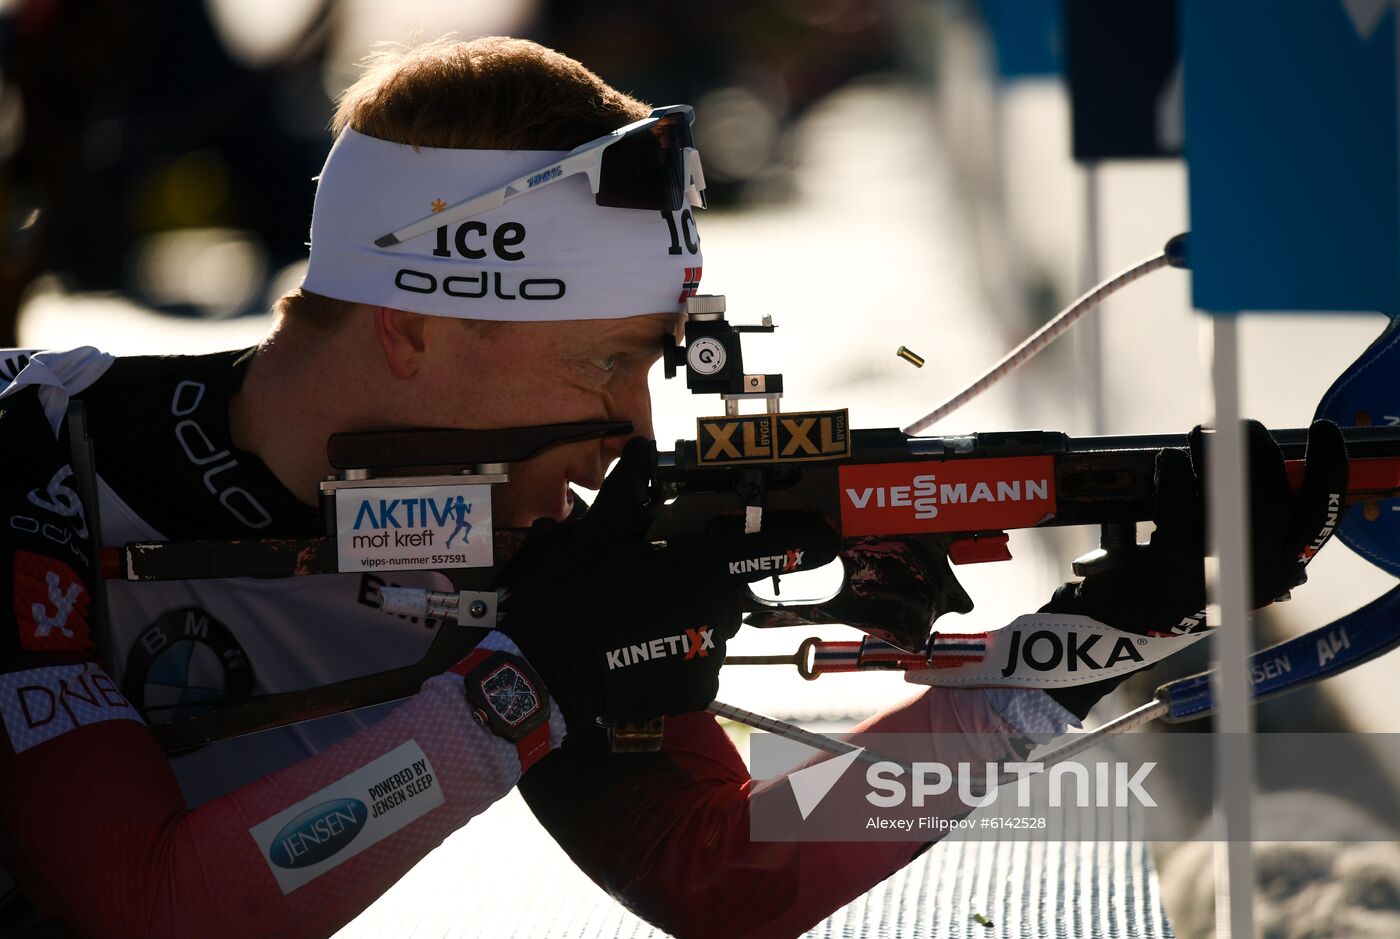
{"left": 89, "top": 285, "right": 1400, "bottom": 755}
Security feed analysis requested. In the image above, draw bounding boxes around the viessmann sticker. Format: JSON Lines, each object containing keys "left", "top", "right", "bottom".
{"left": 838, "top": 457, "right": 1056, "bottom": 536}
{"left": 335, "top": 484, "right": 493, "bottom": 573}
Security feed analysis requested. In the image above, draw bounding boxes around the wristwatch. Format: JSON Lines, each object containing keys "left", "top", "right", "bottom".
{"left": 453, "top": 649, "right": 553, "bottom": 771}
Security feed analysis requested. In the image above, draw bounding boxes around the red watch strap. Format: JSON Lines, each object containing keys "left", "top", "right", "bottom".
{"left": 450, "top": 647, "right": 553, "bottom": 771}
{"left": 449, "top": 648, "right": 492, "bottom": 677}
{"left": 516, "top": 721, "right": 553, "bottom": 772}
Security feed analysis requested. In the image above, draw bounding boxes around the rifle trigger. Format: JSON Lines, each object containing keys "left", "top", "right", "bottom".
{"left": 948, "top": 534, "right": 1011, "bottom": 565}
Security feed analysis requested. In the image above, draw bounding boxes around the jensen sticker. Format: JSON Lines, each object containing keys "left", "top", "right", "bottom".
{"left": 335, "top": 484, "right": 493, "bottom": 573}
{"left": 249, "top": 740, "right": 444, "bottom": 894}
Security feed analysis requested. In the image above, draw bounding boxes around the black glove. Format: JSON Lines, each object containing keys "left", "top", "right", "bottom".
{"left": 1045, "top": 419, "right": 1348, "bottom": 718}
{"left": 499, "top": 437, "right": 839, "bottom": 731}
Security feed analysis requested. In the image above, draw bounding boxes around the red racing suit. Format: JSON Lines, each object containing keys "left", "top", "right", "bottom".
{"left": 0, "top": 347, "right": 1072, "bottom": 938}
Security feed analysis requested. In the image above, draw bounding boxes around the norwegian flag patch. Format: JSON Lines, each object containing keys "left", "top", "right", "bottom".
{"left": 678, "top": 266, "right": 702, "bottom": 302}
{"left": 927, "top": 632, "right": 989, "bottom": 669}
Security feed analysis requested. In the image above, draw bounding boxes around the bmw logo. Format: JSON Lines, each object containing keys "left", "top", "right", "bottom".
{"left": 123, "top": 607, "right": 253, "bottom": 724}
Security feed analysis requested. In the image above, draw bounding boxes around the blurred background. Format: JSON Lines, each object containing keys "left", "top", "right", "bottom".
{"left": 3, "top": 1, "right": 1397, "bottom": 936}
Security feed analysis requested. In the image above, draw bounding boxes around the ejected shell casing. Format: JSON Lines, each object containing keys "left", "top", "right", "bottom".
{"left": 897, "top": 345, "right": 925, "bottom": 368}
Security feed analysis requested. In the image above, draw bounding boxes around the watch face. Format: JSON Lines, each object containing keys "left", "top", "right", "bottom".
{"left": 480, "top": 662, "right": 540, "bottom": 726}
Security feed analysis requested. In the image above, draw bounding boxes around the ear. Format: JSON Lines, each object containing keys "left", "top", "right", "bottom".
{"left": 373, "top": 306, "right": 427, "bottom": 379}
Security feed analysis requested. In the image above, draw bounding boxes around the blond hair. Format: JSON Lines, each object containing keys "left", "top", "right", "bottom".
{"left": 282, "top": 36, "right": 650, "bottom": 332}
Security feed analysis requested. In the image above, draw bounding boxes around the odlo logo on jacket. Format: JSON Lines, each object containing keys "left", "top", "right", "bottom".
{"left": 606, "top": 627, "right": 715, "bottom": 669}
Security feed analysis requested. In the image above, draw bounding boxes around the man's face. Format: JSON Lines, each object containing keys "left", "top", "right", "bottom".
{"left": 412, "top": 311, "right": 682, "bottom": 527}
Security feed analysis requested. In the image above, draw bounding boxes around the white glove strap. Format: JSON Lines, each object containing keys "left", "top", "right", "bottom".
{"left": 905, "top": 613, "right": 1208, "bottom": 689}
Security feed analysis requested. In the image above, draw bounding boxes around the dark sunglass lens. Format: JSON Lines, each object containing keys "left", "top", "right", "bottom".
{"left": 595, "top": 115, "right": 689, "bottom": 211}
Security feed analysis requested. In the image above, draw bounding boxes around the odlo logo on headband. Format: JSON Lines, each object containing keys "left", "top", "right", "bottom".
{"left": 605, "top": 627, "right": 715, "bottom": 669}
{"left": 394, "top": 268, "right": 566, "bottom": 302}
{"left": 394, "top": 219, "right": 568, "bottom": 302}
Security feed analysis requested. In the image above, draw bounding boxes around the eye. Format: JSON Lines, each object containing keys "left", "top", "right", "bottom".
{"left": 592, "top": 355, "right": 618, "bottom": 373}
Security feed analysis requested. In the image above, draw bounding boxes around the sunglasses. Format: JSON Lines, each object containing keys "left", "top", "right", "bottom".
{"left": 375, "top": 105, "right": 706, "bottom": 249}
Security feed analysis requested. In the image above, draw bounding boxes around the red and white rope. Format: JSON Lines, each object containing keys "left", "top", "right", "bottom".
{"left": 903, "top": 250, "right": 1172, "bottom": 435}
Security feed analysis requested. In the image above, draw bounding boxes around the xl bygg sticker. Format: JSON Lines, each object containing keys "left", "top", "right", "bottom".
{"left": 334, "top": 484, "right": 493, "bottom": 573}
{"left": 695, "top": 409, "right": 851, "bottom": 466}
{"left": 838, "top": 457, "right": 1056, "bottom": 536}
{"left": 249, "top": 740, "right": 444, "bottom": 894}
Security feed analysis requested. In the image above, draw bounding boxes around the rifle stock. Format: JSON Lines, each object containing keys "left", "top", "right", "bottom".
{"left": 114, "top": 423, "right": 1400, "bottom": 753}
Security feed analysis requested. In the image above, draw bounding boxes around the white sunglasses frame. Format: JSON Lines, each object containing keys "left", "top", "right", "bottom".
{"left": 374, "top": 105, "right": 705, "bottom": 248}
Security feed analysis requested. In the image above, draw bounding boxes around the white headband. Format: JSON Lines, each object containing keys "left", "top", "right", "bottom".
{"left": 303, "top": 129, "right": 703, "bottom": 321}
